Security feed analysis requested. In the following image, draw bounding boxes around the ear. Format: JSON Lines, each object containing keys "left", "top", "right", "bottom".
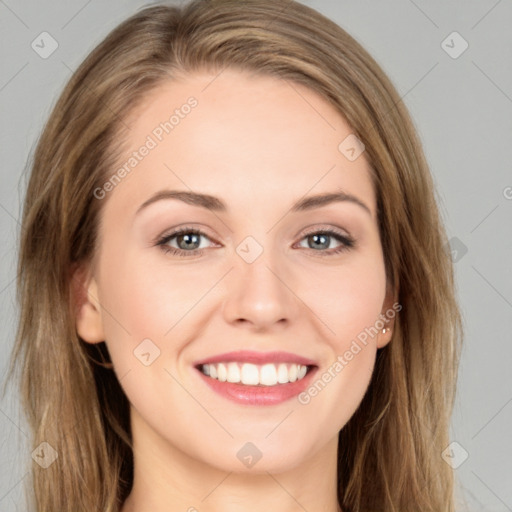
{"left": 71, "top": 263, "right": 105, "bottom": 344}
{"left": 376, "top": 283, "right": 399, "bottom": 349}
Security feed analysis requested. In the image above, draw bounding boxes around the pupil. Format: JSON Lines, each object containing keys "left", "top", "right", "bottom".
{"left": 310, "top": 234, "right": 329, "bottom": 250}
{"left": 178, "top": 233, "right": 199, "bottom": 250}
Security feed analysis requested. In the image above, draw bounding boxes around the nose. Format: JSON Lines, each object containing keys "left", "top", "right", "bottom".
{"left": 222, "top": 249, "right": 298, "bottom": 332}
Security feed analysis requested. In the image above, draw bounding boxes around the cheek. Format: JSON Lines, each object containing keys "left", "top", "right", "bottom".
{"left": 298, "top": 253, "right": 387, "bottom": 348}
{"left": 295, "top": 279, "right": 383, "bottom": 437}
{"left": 293, "top": 253, "right": 386, "bottom": 415}
{"left": 95, "top": 246, "right": 221, "bottom": 369}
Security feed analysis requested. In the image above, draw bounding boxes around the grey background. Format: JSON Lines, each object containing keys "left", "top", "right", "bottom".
{"left": 1, "top": 0, "right": 511, "bottom": 510}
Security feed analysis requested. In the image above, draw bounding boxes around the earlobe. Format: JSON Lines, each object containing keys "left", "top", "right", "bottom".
{"left": 376, "top": 323, "right": 393, "bottom": 349}
{"left": 72, "top": 265, "right": 105, "bottom": 344}
{"left": 376, "top": 286, "right": 399, "bottom": 349}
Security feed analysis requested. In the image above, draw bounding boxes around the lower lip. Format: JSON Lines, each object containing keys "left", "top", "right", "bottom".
{"left": 196, "top": 367, "right": 318, "bottom": 405}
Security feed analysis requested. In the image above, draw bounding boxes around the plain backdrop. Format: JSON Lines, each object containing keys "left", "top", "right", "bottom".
{"left": 1, "top": 1, "right": 511, "bottom": 510}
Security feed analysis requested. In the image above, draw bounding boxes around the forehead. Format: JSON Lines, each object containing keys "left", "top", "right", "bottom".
{"left": 106, "top": 70, "right": 376, "bottom": 218}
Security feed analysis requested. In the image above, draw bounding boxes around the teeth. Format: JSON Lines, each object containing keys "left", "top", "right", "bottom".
{"left": 277, "top": 363, "right": 289, "bottom": 383}
{"left": 226, "top": 362, "right": 240, "bottom": 383}
{"left": 260, "top": 363, "right": 277, "bottom": 386}
{"left": 241, "top": 363, "right": 259, "bottom": 385}
{"left": 200, "top": 362, "right": 310, "bottom": 386}
{"left": 217, "top": 363, "right": 227, "bottom": 382}
{"left": 289, "top": 364, "right": 298, "bottom": 382}
{"left": 297, "top": 365, "right": 307, "bottom": 379}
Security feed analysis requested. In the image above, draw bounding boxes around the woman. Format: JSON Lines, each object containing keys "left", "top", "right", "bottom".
{"left": 7, "top": 0, "right": 463, "bottom": 510}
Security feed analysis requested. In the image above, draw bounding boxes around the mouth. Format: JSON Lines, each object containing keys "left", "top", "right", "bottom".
{"left": 193, "top": 351, "right": 318, "bottom": 405}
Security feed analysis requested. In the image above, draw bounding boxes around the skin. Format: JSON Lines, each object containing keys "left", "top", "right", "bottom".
{"left": 76, "top": 69, "right": 396, "bottom": 512}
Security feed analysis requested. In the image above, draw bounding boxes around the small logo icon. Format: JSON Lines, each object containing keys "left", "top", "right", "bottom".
{"left": 133, "top": 338, "right": 161, "bottom": 366}
{"left": 31, "top": 32, "right": 59, "bottom": 59}
{"left": 31, "top": 441, "right": 58, "bottom": 468}
{"left": 441, "top": 441, "right": 469, "bottom": 469}
{"left": 338, "top": 134, "right": 365, "bottom": 162}
{"left": 446, "top": 236, "right": 468, "bottom": 263}
{"left": 236, "top": 236, "right": 263, "bottom": 264}
{"left": 441, "top": 31, "right": 469, "bottom": 59}
{"left": 236, "top": 442, "right": 263, "bottom": 468}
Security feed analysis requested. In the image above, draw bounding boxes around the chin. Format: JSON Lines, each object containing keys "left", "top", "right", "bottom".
{"left": 196, "top": 436, "right": 318, "bottom": 475}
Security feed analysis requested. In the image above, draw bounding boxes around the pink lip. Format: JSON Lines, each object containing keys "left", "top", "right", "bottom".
{"left": 193, "top": 350, "right": 317, "bottom": 367}
{"left": 195, "top": 366, "right": 318, "bottom": 406}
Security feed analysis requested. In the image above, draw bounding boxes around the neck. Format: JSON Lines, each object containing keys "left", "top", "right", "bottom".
{"left": 121, "top": 406, "right": 342, "bottom": 512}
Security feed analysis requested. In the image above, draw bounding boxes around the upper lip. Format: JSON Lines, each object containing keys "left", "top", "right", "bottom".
{"left": 194, "top": 350, "right": 317, "bottom": 367}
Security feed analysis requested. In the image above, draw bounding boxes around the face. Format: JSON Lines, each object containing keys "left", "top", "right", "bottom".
{"left": 76, "top": 69, "right": 396, "bottom": 474}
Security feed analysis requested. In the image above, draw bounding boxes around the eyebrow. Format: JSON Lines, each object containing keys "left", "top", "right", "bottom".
{"left": 136, "top": 189, "right": 372, "bottom": 216}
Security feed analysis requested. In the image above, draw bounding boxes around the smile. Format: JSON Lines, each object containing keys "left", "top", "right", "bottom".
{"left": 193, "top": 350, "right": 318, "bottom": 405}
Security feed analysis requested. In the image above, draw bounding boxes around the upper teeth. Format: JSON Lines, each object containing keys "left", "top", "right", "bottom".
{"left": 201, "top": 362, "right": 309, "bottom": 386}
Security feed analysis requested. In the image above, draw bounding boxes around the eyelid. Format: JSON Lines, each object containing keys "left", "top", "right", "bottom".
{"left": 155, "top": 223, "right": 352, "bottom": 244}
{"left": 153, "top": 224, "right": 219, "bottom": 245}
{"left": 299, "top": 224, "right": 351, "bottom": 239}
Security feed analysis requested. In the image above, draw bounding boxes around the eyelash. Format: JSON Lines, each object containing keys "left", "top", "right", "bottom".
{"left": 155, "top": 225, "right": 355, "bottom": 258}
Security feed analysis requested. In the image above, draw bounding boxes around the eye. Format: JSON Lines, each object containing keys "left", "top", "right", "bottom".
{"left": 156, "top": 226, "right": 216, "bottom": 257}
{"left": 155, "top": 225, "right": 355, "bottom": 258}
{"left": 296, "top": 228, "right": 355, "bottom": 257}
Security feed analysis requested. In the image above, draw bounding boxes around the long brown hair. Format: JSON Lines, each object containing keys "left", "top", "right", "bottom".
{"left": 6, "top": 1, "right": 463, "bottom": 510}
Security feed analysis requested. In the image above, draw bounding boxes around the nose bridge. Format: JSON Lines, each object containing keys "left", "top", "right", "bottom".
{"left": 222, "top": 235, "right": 296, "bottom": 329}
